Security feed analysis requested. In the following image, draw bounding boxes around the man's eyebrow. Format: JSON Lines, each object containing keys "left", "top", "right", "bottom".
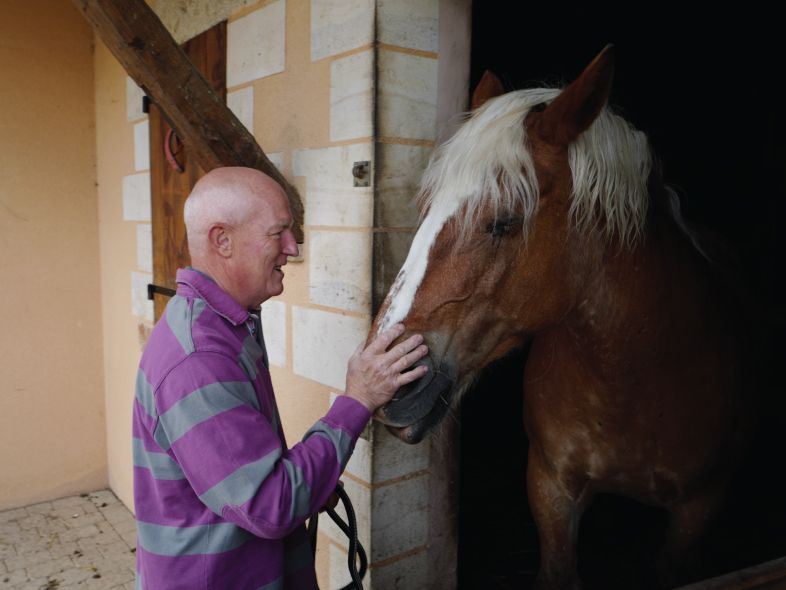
{"left": 270, "top": 219, "right": 294, "bottom": 231}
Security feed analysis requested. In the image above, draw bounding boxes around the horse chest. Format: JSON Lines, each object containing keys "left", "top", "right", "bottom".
{"left": 523, "top": 335, "right": 693, "bottom": 503}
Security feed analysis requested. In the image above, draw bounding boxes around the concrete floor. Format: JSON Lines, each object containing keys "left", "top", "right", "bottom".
{"left": 0, "top": 490, "right": 136, "bottom": 590}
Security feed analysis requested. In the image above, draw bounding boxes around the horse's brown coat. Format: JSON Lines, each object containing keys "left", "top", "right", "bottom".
{"left": 372, "top": 47, "right": 756, "bottom": 589}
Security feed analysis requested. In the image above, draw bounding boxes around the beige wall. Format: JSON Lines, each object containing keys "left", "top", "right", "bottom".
{"left": 0, "top": 0, "right": 106, "bottom": 510}
{"left": 94, "top": 39, "right": 144, "bottom": 511}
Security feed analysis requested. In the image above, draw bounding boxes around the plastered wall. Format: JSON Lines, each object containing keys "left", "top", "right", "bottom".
{"left": 0, "top": 0, "right": 106, "bottom": 510}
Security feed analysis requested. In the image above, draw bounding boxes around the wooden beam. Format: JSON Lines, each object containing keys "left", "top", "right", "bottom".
{"left": 72, "top": 0, "right": 305, "bottom": 242}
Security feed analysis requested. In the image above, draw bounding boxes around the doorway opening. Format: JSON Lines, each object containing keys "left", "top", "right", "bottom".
{"left": 458, "top": 5, "right": 786, "bottom": 589}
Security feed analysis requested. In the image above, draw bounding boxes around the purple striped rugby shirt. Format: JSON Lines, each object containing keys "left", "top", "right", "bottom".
{"left": 133, "top": 268, "right": 370, "bottom": 589}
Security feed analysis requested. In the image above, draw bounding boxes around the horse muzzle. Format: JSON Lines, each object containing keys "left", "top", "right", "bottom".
{"left": 376, "top": 354, "right": 455, "bottom": 443}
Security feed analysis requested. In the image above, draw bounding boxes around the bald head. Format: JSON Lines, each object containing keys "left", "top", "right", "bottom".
{"left": 184, "top": 167, "right": 287, "bottom": 260}
{"left": 183, "top": 167, "right": 298, "bottom": 307}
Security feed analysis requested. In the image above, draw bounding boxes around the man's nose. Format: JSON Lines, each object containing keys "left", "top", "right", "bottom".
{"left": 283, "top": 230, "right": 299, "bottom": 257}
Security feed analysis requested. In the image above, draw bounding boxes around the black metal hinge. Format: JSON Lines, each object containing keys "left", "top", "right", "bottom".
{"left": 147, "top": 283, "right": 176, "bottom": 301}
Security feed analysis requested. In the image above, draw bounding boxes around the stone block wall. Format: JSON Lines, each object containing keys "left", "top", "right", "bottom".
{"left": 124, "top": 81, "right": 154, "bottom": 327}
{"left": 98, "top": 0, "right": 470, "bottom": 586}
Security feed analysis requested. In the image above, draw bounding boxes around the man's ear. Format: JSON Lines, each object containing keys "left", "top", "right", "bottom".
{"left": 208, "top": 225, "right": 232, "bottom": 257}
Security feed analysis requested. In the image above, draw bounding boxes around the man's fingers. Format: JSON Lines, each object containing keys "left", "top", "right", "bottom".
{"left": 368, "top": 323, "right": 406, "bottom": 353}
{"left": 383, "top": 334, "right": 425, "bottom": 365}
{"left": 390, "top": 344, "right": 429, "bottom": 374}
{"left": 396, "top": 364, "right": 429, "bottom": 387}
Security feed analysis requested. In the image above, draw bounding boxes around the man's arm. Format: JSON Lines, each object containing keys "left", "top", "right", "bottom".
{"left": 150, "top": 323, "right": 427, "bottom": 539}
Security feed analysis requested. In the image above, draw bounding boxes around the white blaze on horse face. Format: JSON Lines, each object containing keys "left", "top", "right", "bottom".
{"left": 377, "top": 200, "right": 461, "bottom": 335}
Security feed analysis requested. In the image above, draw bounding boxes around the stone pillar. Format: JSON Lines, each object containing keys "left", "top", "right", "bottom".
{"left": 366, "top": 0, "right": 470, "bottom": 588}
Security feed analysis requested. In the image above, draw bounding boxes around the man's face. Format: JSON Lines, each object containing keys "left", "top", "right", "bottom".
{"left": 233, "top": 189, "right": 299, "bottom": 307}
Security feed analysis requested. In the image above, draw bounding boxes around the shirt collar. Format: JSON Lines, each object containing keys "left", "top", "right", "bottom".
{"left": 175, "top": 267, "right": 250, "bottom": 326}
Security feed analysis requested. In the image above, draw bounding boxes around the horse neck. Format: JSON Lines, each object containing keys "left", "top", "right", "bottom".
{"left": 560, "top": 194, "right": 714, "bottom": 372}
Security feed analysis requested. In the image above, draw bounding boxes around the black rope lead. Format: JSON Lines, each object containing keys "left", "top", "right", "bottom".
{"left": 308, "top": 482, "right": 367, "bottom": 590}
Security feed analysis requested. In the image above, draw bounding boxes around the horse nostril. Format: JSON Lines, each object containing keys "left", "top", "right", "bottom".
{"left": 391, "top": 354, "right": 435, "bottom": 402}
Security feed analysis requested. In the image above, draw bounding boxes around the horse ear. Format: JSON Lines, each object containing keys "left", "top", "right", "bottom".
{"left": 471, "top": 70, "right": 505, "bottom": 110}
{"left": 536, "top": 45, "right": 615, "bottom": 146}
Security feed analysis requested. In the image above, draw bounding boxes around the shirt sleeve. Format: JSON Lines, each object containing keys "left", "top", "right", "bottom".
{"left": 152, "top": 350, "right": 370, "bottom": 539}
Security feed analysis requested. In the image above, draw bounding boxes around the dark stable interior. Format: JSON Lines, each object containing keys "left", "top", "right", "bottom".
{"left": 458, "top": 5, "right": 786, "bottom": 589}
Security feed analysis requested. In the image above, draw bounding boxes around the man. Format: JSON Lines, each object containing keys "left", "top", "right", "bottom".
{"left": 132, "top": 167, "right": 428, "bottom": 589}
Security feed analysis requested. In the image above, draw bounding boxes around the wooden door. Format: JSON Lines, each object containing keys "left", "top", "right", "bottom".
{"left": 149, "top": 22, "right": 226, "bottom": 320}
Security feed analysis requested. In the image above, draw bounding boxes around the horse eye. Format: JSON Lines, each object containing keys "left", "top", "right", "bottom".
{"left": 486, "top": 220, "right": 512, "bottom": 238}
{"left": 531, "top": 102, "right": 547, "bottom": 113}
{"left": 486, "top": 216, "right": 524, "bottom": 238}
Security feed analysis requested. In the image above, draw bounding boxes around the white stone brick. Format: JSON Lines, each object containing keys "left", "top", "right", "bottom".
{"left": 309, "top": 230, "right": 371, "bottom": 313}
{"left": 330, "top": 50, "right": 373, "bottom": 141}
{"left": 344, "top": 433, "right": 370, "bottom": 482}
{"left": 371, "top": 474, "right": 429, "bottom": 561}
{"left": 122, "top": 173, "right": 151, "bottom": 221}
{"left": 131, "top": 271, "right": 154, "bottom": 322}
{"left": 370, "top": 549, "right": 429, "bottom": 589}
{"left": 311, "top": 0, "right": 374, "bottom": 61}
{"left": 260, "top": 299, "right": 286, "bottom": 367}
{"left": 267, "top": 151, "right": 285, "bottom": 173}
{"left": 227, "top": 1, "right": 286, "bottom": 87}
{"left": 329, "top": 543, "right": 352, "bottom": 590}
{"left": 372, "top": 422, "right": 430, "bottom": 483}
{"left": 227, "top": 86, "right": 254, "bottom": 134}
{"left": 126, "top": 77, "right": 145, "bottom": 122}
{"left": 136, "top": 224, "right": 152, "bottom": 273}
{"left": 378, "top": 0, "right": 438, "bottom": 53}
{"left": 376, "top": 143, "right": 432, "bottom": 227}
{"left": 292, "top": 307, "right": 368, "bottom": 389}
{"left": 292, "top": 145, "right": 373, "bottom": 227}
{"left": 134, "top": 120, "right": 150, "bottom": 171}
{"left": 379, "top": 51, "right": 438, "bottom": 140}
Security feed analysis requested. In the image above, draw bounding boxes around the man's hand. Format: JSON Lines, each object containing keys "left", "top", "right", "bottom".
{"left": 344, "top": 323, "right": 429, "bottom": 412}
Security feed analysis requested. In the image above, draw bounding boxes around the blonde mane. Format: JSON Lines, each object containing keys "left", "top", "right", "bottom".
{"left": 418, "top": 87, "right": 652, "bottom": 247}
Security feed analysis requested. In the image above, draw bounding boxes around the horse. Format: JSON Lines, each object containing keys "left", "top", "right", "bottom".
{"left": 371, "top": 46, "right": 756, "bottom": 589}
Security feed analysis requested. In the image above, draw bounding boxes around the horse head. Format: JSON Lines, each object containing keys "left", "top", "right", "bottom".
{"left": 372, "top": 46, "right": 652, "bottom": 443}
